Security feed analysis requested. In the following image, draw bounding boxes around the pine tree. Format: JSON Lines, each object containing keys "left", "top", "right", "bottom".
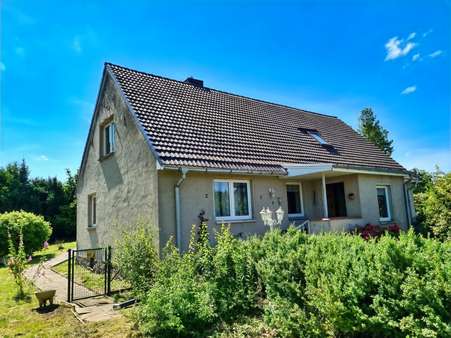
{"left": 358, "top": 108, "right": 394, "bottom": 156}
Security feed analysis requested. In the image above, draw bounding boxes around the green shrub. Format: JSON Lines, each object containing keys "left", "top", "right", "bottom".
{"left": 137, "top": 241, "right": 217, "bottom": 337}
{"left": 0, "top": 211, "right": 52, "bottom": 257}
{"left": 258, "top": 229, "right": 451, "bottom": 337}
{"left": 113, "top": 225, "right": 159, "bottom": 296}
{"left": 211, "top": 226, "right": 261, "bottom": 318}
{"left": 134, "top": 226, "right": 450, "bottom": 337}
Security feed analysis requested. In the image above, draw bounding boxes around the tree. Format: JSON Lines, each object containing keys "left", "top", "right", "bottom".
{"left": 0, "top": 160, "right": 77, "bottom": 242}
{"left": 414, "top": 172, "right": 451, "bottom": 240}
{"left": 358, "top": 108, "right": 394, "bottom": 156}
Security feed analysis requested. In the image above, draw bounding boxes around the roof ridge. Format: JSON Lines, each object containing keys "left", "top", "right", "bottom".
{"left": 104, "top": 62, "right": 338, "bottom": 119}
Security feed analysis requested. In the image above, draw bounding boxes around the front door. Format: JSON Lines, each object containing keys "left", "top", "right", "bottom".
{"left": 326, "top": 182, "right": 347, "bottom": 217}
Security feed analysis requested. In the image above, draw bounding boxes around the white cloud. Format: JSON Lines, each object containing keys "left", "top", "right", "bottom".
{"left": 384, "top": 36, "right": 417, "bottom": 61}
{"left": 71, "top": 36, "right": 82, "bottom": 53}
{"left": 429, "top": 50, "right": 443, "bottom": 58}
{"left": 0, "top": 62, "right": 5, "bottom": 71}
{"left": 422, "top": 29, "right": 433, "bottom": 38}
{"left": 411, "top": 53, "right": 421, "bottom": 62}
{"left": 401, "top": 86, "right": 416, "bottom": 95}
{"left": 407, "top": 32, "right": 416, "bottom": 40}
{"left": 38, "top": 155, "right": 49, "bottom": 161}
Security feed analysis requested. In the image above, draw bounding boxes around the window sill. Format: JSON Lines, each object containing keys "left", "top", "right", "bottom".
{"left": 288, "top": 214, "right": 305, "bottom": 220}
{"left": 87, "top": 225, "right": 97, "bottom": 230}
{"left": 216, "top": 219, "right": 256, "bottom": 225}
{"left": 99, "top": 152, "right": 114, "bottom": 162}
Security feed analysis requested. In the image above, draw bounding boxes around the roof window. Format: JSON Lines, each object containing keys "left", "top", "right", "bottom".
{"left": 308, "top": 130, "right": 329, "bottom": 145}
{"left": 298, "top": 128, "right": 331, "bottom": 146}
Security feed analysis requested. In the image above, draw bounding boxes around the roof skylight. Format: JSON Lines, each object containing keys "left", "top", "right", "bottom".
{"left": 308, "top": 131, "right": 329, "bottom": 145}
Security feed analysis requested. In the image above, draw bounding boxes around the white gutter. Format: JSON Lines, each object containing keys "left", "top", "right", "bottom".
{"left": 163, "top": 166, "right": 285, "bottom": 176}
{"left": 175, "top": 168, "right": 188, "bottom": 250}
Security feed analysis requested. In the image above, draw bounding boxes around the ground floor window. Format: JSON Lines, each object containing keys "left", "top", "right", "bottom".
{"left": 376, "top": 186, "right": 391, "bottom": 221}
{"left": 214, "top": 180, "right": 251, "bottom": 220}
{"left": 88, "top": 194, "right": 96, "bottom": 227}
{"left": 286, "top": 183, "right": 304, "bottom": 217}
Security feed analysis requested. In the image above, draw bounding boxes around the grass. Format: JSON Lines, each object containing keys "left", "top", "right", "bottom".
{"left": 30, "top": 241, "right": 76, "bottom": 264}
{"left": 0, "top": 242, "right": 137, "bottom": 338}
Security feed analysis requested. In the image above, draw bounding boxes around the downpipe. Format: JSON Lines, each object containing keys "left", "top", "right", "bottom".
{"left": 175, "top": 168, "right": 188, "bottom": 250}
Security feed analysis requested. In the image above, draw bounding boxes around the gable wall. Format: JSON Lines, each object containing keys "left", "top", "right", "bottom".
{"left": 76, "top": 74, "right": 159, "bottom": 250}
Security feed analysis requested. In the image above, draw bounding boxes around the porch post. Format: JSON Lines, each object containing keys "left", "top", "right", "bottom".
{"left": 321, "top": 173, "right": 329, "bottom": 219}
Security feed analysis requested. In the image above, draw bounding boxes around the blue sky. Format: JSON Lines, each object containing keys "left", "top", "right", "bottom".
{"left": 1, "top": 0, "right": 450, "bottom": 178}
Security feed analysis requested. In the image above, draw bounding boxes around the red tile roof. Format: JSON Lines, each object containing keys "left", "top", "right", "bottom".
{"left": 107, "top": 63, "right": 406, "bottom": 174}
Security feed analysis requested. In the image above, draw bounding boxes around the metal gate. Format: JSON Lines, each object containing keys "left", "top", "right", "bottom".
{"left": 67, "top": 247, "right": 130, "bottom": 302}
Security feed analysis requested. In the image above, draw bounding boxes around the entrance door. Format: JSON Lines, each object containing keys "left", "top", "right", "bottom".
{"left": 326, "top": 182, "right": 347, "bottom": 217}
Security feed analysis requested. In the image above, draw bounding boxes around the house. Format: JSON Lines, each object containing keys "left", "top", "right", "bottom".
{"left": 76, "top": 63, "right": 415, "bottom": 251}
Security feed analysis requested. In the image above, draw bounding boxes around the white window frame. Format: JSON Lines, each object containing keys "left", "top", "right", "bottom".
{"left": 286, "top": 182, "right": 304, "bottom": 217}
{"left": 376, "top": 185, "right": 392, "bottom": 222}
{"left": 213, "top": 179, "right": 252, "bottom": 221}
{"left": 103, "top": 121, "right": 116, "bottom": 156}
{"left": 88, "top": 194, "right": 96, "bottom": 227}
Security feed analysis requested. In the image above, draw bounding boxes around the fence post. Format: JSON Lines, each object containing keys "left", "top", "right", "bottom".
{"left": 67, "top": 249, "right": 71, "bottom": 302}
{"left": 71, "top": 249, "right": 75, "bottom": 302}
{"left": 104, "top": 247, "right": 107, "bottom": 296}
{"left": 107, "top": 246, "right": 112, "bottom": 295}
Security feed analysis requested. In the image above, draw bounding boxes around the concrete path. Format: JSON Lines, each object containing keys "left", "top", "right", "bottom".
{"left": 25, "top": 252, "right": 121, "bottom": 322}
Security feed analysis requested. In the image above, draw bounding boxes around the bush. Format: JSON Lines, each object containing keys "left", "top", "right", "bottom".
{"left": 211, "top": 227, "right": 262, "bottom": 319}
{"left": 0, "top": 211, "right": 52, "bottom": 257}
{"left": 113, "top": 225, "right": 159, "bottom": 296}
{"left": 137, "top": 241, "right": 217, "bottom": 337}
{"left": 257, "top": 229, "right": 451, "bottom": 337}
{"left": 135, "top": 227, "right": 451, "bottom": 337}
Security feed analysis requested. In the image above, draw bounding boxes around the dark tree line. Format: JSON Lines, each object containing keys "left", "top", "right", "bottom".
{"left": 0, "top": 160, "right": 77, "bottom": 242}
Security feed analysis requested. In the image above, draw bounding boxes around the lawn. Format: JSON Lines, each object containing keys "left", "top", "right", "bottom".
{"left": 30, "top": 241, "right": 76, "bottom": 264}
{"left": 0, "top": 242, "right": 136, "bottom": 338}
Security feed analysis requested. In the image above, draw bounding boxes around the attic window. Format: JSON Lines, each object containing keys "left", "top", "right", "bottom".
{"left": 308, "top": 131, "right": 329, "bottom": 145}
{"left": 298, "top": 128, "right": 330, "bottom": 146}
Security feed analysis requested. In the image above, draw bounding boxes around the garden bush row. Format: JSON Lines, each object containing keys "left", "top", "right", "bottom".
{"left": 119, "top": 226, "right": 450, "bottom": 337}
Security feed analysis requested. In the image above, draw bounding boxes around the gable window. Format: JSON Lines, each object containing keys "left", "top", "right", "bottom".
{"left": 88, "top": 194, "right": 96, "bottom": 227}
{"left": 102, "top": 122, "right": 116, "bottom": 157}
{"left": 376, "top": 186, "right": 391, "bottom": 221}
{"left": 214, "top": 180, "right": 252, "bottom": 221}
{"left": 286, "top": 183, "right": 304, "bottom": 217}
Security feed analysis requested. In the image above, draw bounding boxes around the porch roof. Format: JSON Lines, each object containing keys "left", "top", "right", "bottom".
{"left": 282, "top": 163, "right": 408, "bottom": 179}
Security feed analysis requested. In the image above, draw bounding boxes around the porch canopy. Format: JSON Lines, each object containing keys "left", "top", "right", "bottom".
{"left": 280, "top": 163, "right": 407, "bottom": 219}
